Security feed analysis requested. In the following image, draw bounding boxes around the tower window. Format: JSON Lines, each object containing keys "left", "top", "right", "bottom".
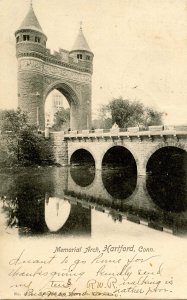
{"left": 23, "top": 35, "right": 30, "bottom": 41}
{"left": 77, "top": 54, "right": 82, "bottom": 59}
{"left": 35, "top": 36, "right": 41, "bottom": 43}
{"left": 86, "top": 55, "right": 90, "bottom": 60}
{"left": 16, "top": 36, "right": 19, "bottom": 43}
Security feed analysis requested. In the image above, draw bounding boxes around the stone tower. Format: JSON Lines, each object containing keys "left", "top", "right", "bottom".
{"left": 15, "top": 2, "right": 93, "bottom": 130}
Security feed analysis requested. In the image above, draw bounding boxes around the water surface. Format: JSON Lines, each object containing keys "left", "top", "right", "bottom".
{"left": 0, "top": 165, "right": 187, "bottom": 237}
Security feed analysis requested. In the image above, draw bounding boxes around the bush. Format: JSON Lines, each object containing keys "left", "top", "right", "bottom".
{"left": 0, "top": 108, "right": 54, "bottom": 166}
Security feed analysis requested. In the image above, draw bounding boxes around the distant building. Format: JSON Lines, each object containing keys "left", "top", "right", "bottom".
{"left": 45, "top": 91, "right": 64, "bottom": 128}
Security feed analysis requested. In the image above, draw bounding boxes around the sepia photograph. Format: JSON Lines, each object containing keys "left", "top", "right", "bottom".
{"left": 0, "top": 0, "right": 187, "bottom": 299}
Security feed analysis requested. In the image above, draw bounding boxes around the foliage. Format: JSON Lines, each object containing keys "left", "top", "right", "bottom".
{"left": 52, "top": 108, "right": 70, "bottom": 131}
{"left": 95, "top": 97, "right": 163, "bottom": 129}
{"left": 0, "top": 108, "right": 31, "bottom": 134}
{"left": 0, "top": 108, "right": 54, "bottom": 166}
{"left": 144, "top": 107, "right": 163, "bottom": 126}
{"left": 92, "top": 105, "right": 112, "bottom": 129}
{"left": 108, "top": 98, "right": 145, "bottom": 128}
{"left": 92, "top": 117, "right": 112, "bottom": 130}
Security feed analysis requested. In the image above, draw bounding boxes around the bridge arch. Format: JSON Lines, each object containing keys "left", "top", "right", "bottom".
{"left": 43, "top": 80, "right": 80, "bottom": 130}
{"left": 70, "top": 148, "right": 96, "bottom": 187}
{"left": 145, "top": 144, "right": 187, "bottom": 212}
{"left": 100, "top": 144, "right": 139, "bottom": 170}
{"left": 101, "top": 145, "right": 137, "bottom": 167}
{"left": 101, "top": 145, "right": 138, "bottom": 199}
{"left": 70, "top": 147, "right": 96, "bottom": 166}
{"left": 143, "top": 141, "right": 187, "bottom": 170}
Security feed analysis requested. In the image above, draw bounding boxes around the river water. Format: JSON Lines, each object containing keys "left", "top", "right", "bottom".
{"left": 0, "top": 165, "right": 187, "bottom": 237}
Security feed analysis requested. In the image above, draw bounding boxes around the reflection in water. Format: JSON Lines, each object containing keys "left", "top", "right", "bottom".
{"left": 45, "top": 195, "right": 91, "bottom": 236}
{"left": 0, "top": 161, "right": 187, "bottom": 237}
{"left": 70, "top": 166, "right": 95, "bottom": 187}
{"left": 146, "top": 147, "right": 187, "bottom": 212}
{"left": 102, "top": 167, "right": 137, "bottom": 199}
{"left": 45, "top": 196, "right": 71, "bottom": 232}
{"left": 102, "top": 146, "right": 137, "bottom": 199}
{"left": 0, "top": 167, "right": 91, "bottom": 236}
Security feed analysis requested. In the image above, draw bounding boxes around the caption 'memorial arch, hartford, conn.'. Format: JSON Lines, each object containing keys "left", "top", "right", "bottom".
{"left": 15, "top": 2, "right": 93, "bottom": 130}
{"left": 15, "top": 3, "right": 187, "bottom": 177}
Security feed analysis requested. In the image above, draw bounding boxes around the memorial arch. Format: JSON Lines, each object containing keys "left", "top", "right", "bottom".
{"left": 15, "top": 3, "right": 93, "bottom": 130}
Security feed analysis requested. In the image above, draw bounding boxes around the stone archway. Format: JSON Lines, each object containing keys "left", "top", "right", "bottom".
{"left": 16, "top": 3, "right": 93, "bottom": 131}
{"left": 96, "top": 143, "right": 139, "bottom": 172}
{"left": 69, "top": 148, "right": 95, "bottom": 187}
{"left": 17, "top": 57, "right": 92, "bottom": 130}
{"left": 101, "top": 145, "right": 137, "bottom": 199}
{"left": 143, "top": 141, "right": 187, "bottom": 171}
{"left": 69, "top": 146, "right": 96, "bottom": 166}
{"left": 43, "top": 81, "right": 80, "bottom": 130}
{"left": 145, "top": 145, "right": 187, "bottom": 212}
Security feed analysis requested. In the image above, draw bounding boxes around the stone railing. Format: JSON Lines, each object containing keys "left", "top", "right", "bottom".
{"left": 65, "top": 125, "right": 187, "bottom": 136}
{"left": 47, "top": 125, "right": 187, "bottom": 139}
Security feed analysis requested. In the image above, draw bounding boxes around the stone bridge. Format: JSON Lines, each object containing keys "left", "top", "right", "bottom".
{"left": 49, "top": 125, "right": 187, "bottom": 176}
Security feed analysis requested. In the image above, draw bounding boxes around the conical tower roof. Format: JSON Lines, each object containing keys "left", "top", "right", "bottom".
{"left": 18, "top": 2, "right": 44, "bottom": 34}
{"left": 71, "top": 27, "right": 92, "bottom": 53}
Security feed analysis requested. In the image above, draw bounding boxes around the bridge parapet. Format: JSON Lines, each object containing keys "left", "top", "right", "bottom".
{"left": 61, "top": 125, "right": 187, "bottom": 140}
{"left": 127, "top": 126, "right": 139, "bottom": 132}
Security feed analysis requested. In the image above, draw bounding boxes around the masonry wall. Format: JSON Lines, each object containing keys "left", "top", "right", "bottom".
{"left": 50, "top": 132, "right": 68, "bottom": 166}
{"left": 67, "top": 138, "right": 154, "bottom": 175}
{"left": 17, "top": 67, "right": 44, "bottom": 126}
{"left": 66, "top": 135, "right": 187, "bottom": 176}
{"left": 16, "top": 37, "right": 93, "bottom": 131}
{"left": 49, "top": 132, "right": 187, "bottom": 176}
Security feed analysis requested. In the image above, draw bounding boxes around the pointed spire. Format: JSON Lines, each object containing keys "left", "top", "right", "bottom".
{"left": 71, "top": 24, "right": 92, "bottom": 53}
{"left": 18, "top": 1, "right": 44, "bottom": 34}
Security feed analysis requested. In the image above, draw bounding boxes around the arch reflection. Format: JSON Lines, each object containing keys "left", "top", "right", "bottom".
{"left": 45, "top": 195, "right": 71, "bottom": 232}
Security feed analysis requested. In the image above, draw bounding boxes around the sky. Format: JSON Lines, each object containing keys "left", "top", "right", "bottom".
{"left": 0, "top": 0, "right": 187, "bottom": 124}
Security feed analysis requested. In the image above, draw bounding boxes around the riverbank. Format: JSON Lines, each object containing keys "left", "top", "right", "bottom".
{"left": 0, "top": 162, "right": 62, "bottom": 174}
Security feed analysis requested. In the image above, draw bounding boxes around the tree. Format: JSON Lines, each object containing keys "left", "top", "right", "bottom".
{"left": 52, "top": 108, "right": 70, "bottom": 131}
{"left": 144, "top": 107, "right": 163, "bottom": 126}
{"left": 96, "top": 97, "right": 163, "bottom": 129}
{"left": 0, "top": 108, "right": 54, "bottom": 166}
{"left": 108, "top": 98, "right": 145, "bottom": 128}
{"left": 92, "top": 105, "right": 112, "bottom": 129}
{"left": 0, "top": 107, "right": 30, "bottom": 134}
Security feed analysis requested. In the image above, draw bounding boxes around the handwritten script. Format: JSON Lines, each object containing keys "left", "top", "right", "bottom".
{"left": 7, "top": 244, "right": 174, "bottom": 298}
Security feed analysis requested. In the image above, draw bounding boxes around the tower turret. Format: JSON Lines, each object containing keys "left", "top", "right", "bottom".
{"left": 15, "top": 1, "right": 47, "bottom": 58}
{"left": 15, "top": 2, "right": 47, "bottom": 127}
{"left": 69, "top": 24, "right": 94, "bottom": 72}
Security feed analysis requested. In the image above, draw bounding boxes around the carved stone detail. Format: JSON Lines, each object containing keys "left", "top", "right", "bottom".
{"left": 18, "top": 58, "right": 43, "bottom": 72}
{"left": 18, "top": 58, "right": 91, "bottom": 84}
{"left": 43, "top": 64, "right": 91, "bottom": 83}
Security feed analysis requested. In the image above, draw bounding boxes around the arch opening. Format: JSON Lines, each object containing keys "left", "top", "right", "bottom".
{"left": 102, "top": 146, "right": 137, "bottom": 199}
{"left": 146, "top": 146, "right": 187, "bottom": 212}
{"left": 44, "top": 81, "right": 80, "bottom": 131}
{"left": 70, "top": 149, "right": 95, "bottom": 187}
{"left": 45, "top": 89, "right": 70, "bottom": 131}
